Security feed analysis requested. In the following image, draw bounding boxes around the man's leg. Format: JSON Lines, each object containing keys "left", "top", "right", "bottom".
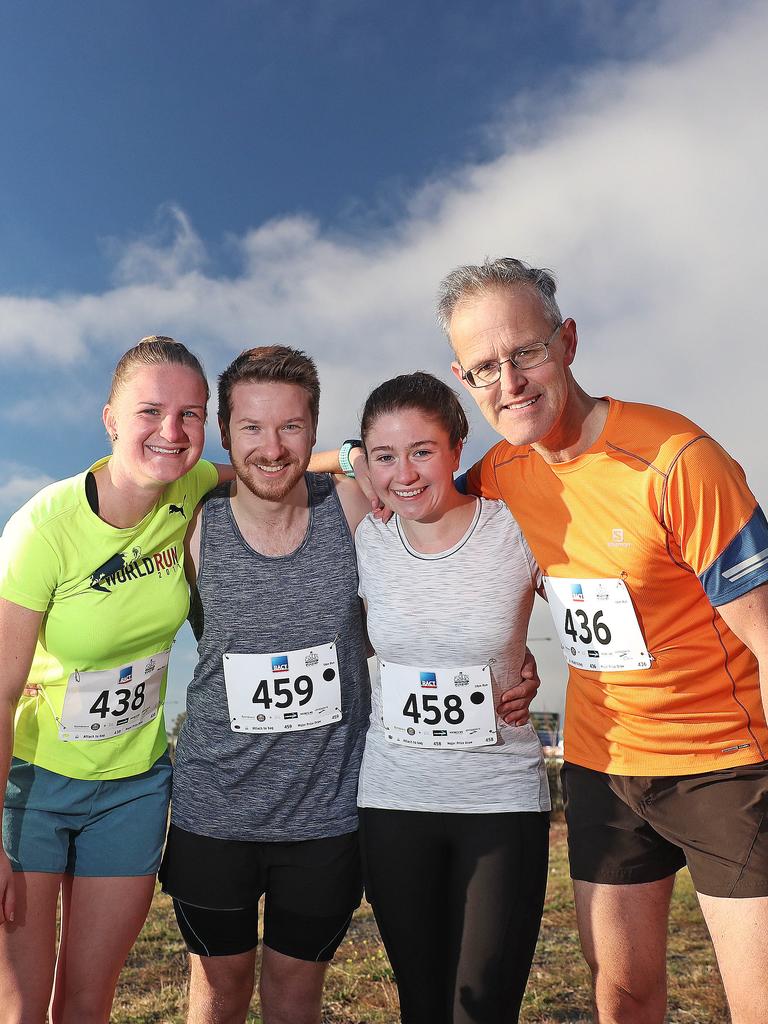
{"left": 257, "top": 832, "right": 361, "bottom": 1024}
{"left": 573, "top": 876, "right": 675, "bottom": 1024}
{"left": 171, "top": 899, "right": 262, "bottom": 1024}
{"left": 698, "top": 894, "right": 768, "bottom": 1024}
{"left": 562, "top": 764, "right": 688, "bottom": 1024}
{"left": 187, "top": 949, "right": 257, "bottom": 1024}
{"left": 259, "top": 946, "right": 327, "bottom": 1024}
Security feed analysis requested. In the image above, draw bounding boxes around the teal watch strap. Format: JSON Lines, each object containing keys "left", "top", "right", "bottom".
{"left": 339, "top": 439, "right": 363, "bottom": 477}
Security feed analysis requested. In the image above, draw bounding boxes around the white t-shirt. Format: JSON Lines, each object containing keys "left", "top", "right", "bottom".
{"left": 355, "top": 498, "right": 550, "bottom": 814}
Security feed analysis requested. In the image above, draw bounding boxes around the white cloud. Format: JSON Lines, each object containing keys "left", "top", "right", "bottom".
{"left": 0, "top": 0, "right": 765, "bottom": 505}
{"left": 108, "top": 204, "right": 208, "bottom": 286}
{"left": 1, "top": 389, "right": 102, "bottom": 425}
{"left": 0, "top": 465, "right": 55, "bottom": 528}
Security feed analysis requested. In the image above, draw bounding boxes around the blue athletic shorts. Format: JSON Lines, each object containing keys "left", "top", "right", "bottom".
{"left": 3, "top": 753, "right": 172, "bottom": 877}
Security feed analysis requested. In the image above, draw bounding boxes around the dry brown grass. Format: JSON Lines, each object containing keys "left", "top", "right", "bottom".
{"left": 111, "top": 820, "right": 728, "bottom": 1023}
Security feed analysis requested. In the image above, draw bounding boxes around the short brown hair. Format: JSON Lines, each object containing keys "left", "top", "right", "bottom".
{"left": 109, "top": 335, "right": 210, "bottom": 405}
{"left": 218, "top": 345, "right": 320, "bottom": 427}
{"left": 361, "top": 372, "right": 469, "bottom": 449}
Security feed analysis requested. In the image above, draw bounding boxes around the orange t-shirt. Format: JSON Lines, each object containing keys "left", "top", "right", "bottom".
{"left": 466, "top": 398, "right": 768, "bottom": 776}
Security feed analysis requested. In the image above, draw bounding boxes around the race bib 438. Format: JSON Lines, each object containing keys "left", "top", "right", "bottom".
{"left": 59, "top": 649, "right": 168, "bottom": 741}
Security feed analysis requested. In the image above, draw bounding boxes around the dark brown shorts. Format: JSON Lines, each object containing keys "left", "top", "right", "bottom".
{"left": 561, "top": 760, "right": 768, "bottom": 897}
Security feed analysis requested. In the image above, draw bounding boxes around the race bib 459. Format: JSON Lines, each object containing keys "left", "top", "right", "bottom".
{"left": 223, "top": 642, "right": 342, "bottom": 733}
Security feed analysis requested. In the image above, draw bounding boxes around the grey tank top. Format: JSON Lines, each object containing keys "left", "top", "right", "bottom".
{"left": 171, "top": 473, "right": 371, "bottom": 841}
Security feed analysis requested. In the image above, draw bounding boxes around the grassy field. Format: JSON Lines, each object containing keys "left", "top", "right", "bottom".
{"left": 112, "top": 820, "right": 728, "bottom": 1023}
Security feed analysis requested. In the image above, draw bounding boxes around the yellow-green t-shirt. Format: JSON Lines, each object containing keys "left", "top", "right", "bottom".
{"left": 0, "top": 457, "right": 218, "bottom": 780}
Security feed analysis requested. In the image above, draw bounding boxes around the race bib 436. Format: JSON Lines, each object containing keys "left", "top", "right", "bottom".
{"left": 543, "top": 577, "right": 651, "bottom": 671}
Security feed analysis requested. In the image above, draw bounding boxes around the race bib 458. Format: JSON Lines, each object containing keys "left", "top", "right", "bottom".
{"left": 380, "top": 660, "right": 497, "bottom": 749}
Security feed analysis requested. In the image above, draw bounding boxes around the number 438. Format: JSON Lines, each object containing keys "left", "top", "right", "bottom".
{"left": 89, "top": 683, "right": 145, "bottom": 718}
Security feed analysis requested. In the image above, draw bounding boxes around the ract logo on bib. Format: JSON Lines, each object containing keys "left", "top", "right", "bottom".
{"left": 271, "top": 655, "right": 289, "bottom": 673}
{"left": 119, "top": 665, "right": 133, "bottom": 685}
{"left": 571, "top": 584, "right": 584, "bottom": 601}
{"left": 420, "top": 672, "right": 437, "bottom": 689}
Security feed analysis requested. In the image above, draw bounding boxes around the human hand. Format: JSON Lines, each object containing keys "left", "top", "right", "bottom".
{"left": 497, "top": 647, "right": 541, "bottom": 726}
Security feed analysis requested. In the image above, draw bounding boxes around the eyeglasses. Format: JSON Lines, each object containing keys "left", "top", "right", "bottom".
{"left": 460, "top": 323, "right": 562, "bottom": 388}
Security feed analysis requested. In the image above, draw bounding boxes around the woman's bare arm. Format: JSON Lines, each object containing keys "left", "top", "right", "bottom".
{"left": 0, "top": 598, "right": 44, "bottom": 924}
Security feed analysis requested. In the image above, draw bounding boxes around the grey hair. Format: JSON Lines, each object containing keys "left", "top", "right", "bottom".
{"left": 436, "top": 257, "right": 562, "bottom": 336}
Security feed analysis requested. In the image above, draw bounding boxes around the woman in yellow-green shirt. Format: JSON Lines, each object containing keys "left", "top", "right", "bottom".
{"left": 0, "top": 336, "right": 227, "bottom": 1023}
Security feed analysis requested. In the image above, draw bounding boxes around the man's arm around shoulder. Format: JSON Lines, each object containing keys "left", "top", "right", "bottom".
{"left": 334, "top": 475, "right": 375, "bottom": 537}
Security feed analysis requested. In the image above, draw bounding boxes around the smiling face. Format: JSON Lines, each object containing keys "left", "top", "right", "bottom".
{"left": 365, "top": 407, "right": 463, "bottom": 523}
{"left": 449, "top": 285, "right": 578, "bottom": 449}
{"left": 221, "top": 380, "right": 316, "bottom": 502}
{"left": 102, "top": 364, "right": 207, "bottom": 488}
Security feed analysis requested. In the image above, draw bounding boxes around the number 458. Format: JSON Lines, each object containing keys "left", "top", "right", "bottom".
{"left": 403, "top": 693, "right": 464, "bottom": 725}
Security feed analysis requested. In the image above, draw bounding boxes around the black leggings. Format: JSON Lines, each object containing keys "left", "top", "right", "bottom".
{"left": 359, "top": 807, "right": 549, "bottom": 1024}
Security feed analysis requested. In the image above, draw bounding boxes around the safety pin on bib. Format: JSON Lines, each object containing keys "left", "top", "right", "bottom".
{"left": 43, "top": 683, "right": 68, "bottom": 732}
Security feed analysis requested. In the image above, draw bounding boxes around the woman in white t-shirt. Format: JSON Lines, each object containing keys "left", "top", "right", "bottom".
{"left": 354, "top": 372, "right": 550, "bottom": 1024}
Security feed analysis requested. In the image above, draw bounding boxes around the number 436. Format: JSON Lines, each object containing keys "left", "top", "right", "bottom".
{"left": 564, "top": 609, "right": 612, "bottom": 645}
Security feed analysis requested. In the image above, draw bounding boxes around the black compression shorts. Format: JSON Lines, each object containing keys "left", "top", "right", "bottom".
{"left": 160, "top": 824, "right": 362, "bottom": 959}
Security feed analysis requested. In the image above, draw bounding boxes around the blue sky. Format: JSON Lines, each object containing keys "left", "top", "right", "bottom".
{"left": 0, "top": 0, "right": 652, "bottom": 297}
{"left": 1, "top": 0, "right": 765, "bottom": 717}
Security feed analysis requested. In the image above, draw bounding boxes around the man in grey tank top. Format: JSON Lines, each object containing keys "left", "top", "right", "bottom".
{"left": 160, "top": 346, "right": 374, "bottom": 1024}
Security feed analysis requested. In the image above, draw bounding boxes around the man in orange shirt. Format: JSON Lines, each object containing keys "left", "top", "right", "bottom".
{"left": 440, "top": 257, "right": 768, "bottom": 1024}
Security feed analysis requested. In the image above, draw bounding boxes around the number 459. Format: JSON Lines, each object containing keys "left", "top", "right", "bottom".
{"left": 564, "top": 608, "right": 612, "bottom": 645}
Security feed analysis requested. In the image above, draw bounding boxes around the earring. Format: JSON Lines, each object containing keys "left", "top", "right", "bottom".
{"left": 112, "top": 433, "right": 118, "bottom": 441}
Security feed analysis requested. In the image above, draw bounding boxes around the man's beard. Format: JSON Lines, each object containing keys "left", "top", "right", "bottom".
{"left": 231, "top": 451, "right": 309, "bottom": 502}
